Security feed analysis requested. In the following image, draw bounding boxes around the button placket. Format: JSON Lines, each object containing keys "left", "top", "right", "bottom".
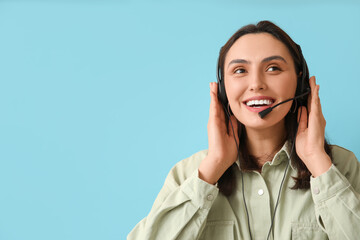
{"left": 247, "top": 171, "right": 272, "bottom": 236}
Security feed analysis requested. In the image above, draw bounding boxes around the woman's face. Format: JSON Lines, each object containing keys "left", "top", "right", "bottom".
{"left": 224, "top": 33, "right": 298, "bottom": 131}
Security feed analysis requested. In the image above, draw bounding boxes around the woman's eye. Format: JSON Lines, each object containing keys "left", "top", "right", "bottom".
{"left": 267, "top": 66, "right": 281, "bottom": 72}
{"left": 234, "top": 68, "right": 246, "bottom": 74}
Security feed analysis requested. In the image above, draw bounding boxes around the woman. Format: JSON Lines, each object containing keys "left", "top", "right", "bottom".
{"left": 127, "top": 21, "right": 360, "bottom": 240}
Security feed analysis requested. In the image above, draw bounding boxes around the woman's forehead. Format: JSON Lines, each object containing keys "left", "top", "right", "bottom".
{"left": 225, "top": 33, "right": 293, "bottom": 65}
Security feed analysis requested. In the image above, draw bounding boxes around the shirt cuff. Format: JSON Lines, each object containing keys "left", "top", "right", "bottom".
{"left": 180, "top": 169, "right": 219, "bottom": 210}
{"left": 310, "top": 164, "right": 351, "bottom": 204}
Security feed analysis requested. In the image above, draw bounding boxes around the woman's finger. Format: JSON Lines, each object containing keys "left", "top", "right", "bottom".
{"left": 311, "top": 77, "right": 319, "bottom": 107}
{"left": 313, "top": 84, "right": 321, "bottom": 112}
{"left": 297, "top": 106, "right": 308, "bottom": 134}
{"left": 307, "top": 76, "right": 316, "bottom": 113}
{"left": 209, "top": 82, "right": 218, "bottom": 119}
{"left": 308, "top": 76, "right": 324, "bottom": 123}
{"left": 312, "top": 84, "right": 326, "bottom": 126}
{"left": 209, "top": 82, "right": 225, "bottom": 122}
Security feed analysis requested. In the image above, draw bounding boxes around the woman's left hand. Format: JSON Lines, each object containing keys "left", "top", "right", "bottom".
{"left": 295, "top": 76, "right": 332, "bottom": 177}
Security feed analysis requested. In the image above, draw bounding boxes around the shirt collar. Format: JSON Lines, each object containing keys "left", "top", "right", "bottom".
{"left": 235, "top": 140, "right": 296, "bottom": 171}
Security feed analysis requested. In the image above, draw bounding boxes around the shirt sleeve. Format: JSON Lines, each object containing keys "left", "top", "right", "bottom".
{"left": 127, "top": 158, "right": 219, "bottom": 240}
{"left": 310, "top": 150, "right": 360, "bottom": 240}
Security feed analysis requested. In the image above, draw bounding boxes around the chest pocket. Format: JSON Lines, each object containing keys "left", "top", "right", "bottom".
{"left": 291, "top": 222, "right": 328, "bottom": 240}
{"left": 199, "top": 220, "right": 234, "bottom": 240}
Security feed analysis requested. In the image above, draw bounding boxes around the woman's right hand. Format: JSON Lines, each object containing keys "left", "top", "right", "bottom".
{"left": 198, "top": 82, "right": 240, "bottom": 185}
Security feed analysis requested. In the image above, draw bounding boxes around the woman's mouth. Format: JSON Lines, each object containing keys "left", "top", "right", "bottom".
{"left": 245, "top": 99, "right": 274, "bottom": 108}
{"left": 243, "top": 97, "right": 275, "bottom": 113}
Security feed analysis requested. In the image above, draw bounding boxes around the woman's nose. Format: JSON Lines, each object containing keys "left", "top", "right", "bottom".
{"left": 248, "top": 73, "right": 267, "bottom": 92}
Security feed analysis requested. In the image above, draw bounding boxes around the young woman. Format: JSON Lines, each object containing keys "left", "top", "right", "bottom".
{"left": 127, "top": 21, "right": 360, "bottom": 240}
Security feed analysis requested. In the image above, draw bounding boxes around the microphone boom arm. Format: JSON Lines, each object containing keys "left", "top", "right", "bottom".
{"left": 258, "top": 88, "right": 311, "bottom": 119}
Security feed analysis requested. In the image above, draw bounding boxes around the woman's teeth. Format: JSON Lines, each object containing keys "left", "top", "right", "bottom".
{"left": 246, "top": 99, "right": 274, "bottom": 107}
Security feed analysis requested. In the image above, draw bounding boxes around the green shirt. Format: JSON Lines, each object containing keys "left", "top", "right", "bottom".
{"left": 127, "top": 144, "right": 360, "bottom": 240}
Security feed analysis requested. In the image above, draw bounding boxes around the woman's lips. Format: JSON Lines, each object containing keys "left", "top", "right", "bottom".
{"left": 243, "top": 103, "right": 274, "bottom": 113}
{"left": 242, "top": 96, "right": 275, "bottom": 113}
{"left": 243, "top": 96, "right": 275, "bottom": 102}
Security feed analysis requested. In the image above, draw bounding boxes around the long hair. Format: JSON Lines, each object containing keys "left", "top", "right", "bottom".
{"left": 216, "top": 21, "right": 332, "bottom": 196}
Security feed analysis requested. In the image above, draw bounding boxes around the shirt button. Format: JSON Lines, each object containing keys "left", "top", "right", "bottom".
{"left": 258, "top": 189, "right": 264, "bottom": 196}
{"left": 207, "top": 194, "right": 214, "bottom": 201}
{"left": 313, "top": 187, "right": 320, "bottom": 195}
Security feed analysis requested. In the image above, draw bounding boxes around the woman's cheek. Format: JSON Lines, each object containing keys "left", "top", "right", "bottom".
{"left": 226, "top": 80, "right": 245, "bottom": 100}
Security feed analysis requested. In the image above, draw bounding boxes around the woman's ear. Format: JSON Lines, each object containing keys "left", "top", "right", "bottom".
{"left": 297, "top": 71, "right": 303, "bottom": 77}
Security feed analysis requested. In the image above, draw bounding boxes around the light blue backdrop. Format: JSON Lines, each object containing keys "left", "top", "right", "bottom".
{"left": 0, "top": 1, "right": 359, "bottom": 239}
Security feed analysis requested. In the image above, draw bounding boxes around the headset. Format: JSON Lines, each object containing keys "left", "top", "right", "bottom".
{"left": 216, "top": 43, "right": 311, "bottom": 240}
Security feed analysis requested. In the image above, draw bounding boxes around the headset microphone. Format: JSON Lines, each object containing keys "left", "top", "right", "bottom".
{"left": 258, "top": 88, "right": 311, "bottom": 119}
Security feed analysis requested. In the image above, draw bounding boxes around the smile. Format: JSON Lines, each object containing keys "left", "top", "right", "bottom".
{"left": 242, "top": 96, "right": 275, "bottom": 113}
{"left": 245, "top": 99, "right": 274, "bottom": 108}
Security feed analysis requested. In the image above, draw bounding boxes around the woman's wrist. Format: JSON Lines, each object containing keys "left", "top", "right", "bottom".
{"left": 198, "top": 156, "right": 228, "bottom": 185}
{"left": 305, "top": 152, "right": 332, "bottom": 178}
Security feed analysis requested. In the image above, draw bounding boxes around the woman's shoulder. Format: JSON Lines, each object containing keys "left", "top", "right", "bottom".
{"left": 330, "top": 145, "right": 357, "bottom": 162}
{"left": 330, "top": 144, "right": 359, "bottom": 174}
{"left": 165, "top": 149, "right": 209, "bottom": 186}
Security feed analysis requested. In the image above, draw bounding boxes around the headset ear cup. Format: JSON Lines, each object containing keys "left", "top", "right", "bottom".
{"left": 296, "top": 75, "right": 310, "bottom": 107}
{"left": 295, "top": 44, "right": 310, "bottom": 107}
{"left": 296, "top": 75, "right": 304, "bottom": 106}
{"left": 218, "top": 79, "right": 229, "bottom": 112}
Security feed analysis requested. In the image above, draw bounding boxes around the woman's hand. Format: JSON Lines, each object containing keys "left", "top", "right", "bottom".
{"left": 295, "top": 76, "right": 332, "bottom": 177}
{"left": 198, "top": 82, "right": 240, "bottom": 185}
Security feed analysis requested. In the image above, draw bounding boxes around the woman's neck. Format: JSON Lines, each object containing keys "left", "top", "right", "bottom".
{"left": 245, "top": 121, "right": 287, "bottom": 168}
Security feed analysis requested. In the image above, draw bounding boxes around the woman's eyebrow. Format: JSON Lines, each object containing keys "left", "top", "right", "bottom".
{"left": 227, "top": 55, "right": 287, "bottom": 69}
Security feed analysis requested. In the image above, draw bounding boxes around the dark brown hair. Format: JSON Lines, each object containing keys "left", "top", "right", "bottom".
{"left": 216, "top": 20, "right": 332, "bottom": 196}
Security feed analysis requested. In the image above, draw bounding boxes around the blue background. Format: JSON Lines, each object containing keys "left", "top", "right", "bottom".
{"left": 0, "top": 1, "right": 359, "bottom": 239}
